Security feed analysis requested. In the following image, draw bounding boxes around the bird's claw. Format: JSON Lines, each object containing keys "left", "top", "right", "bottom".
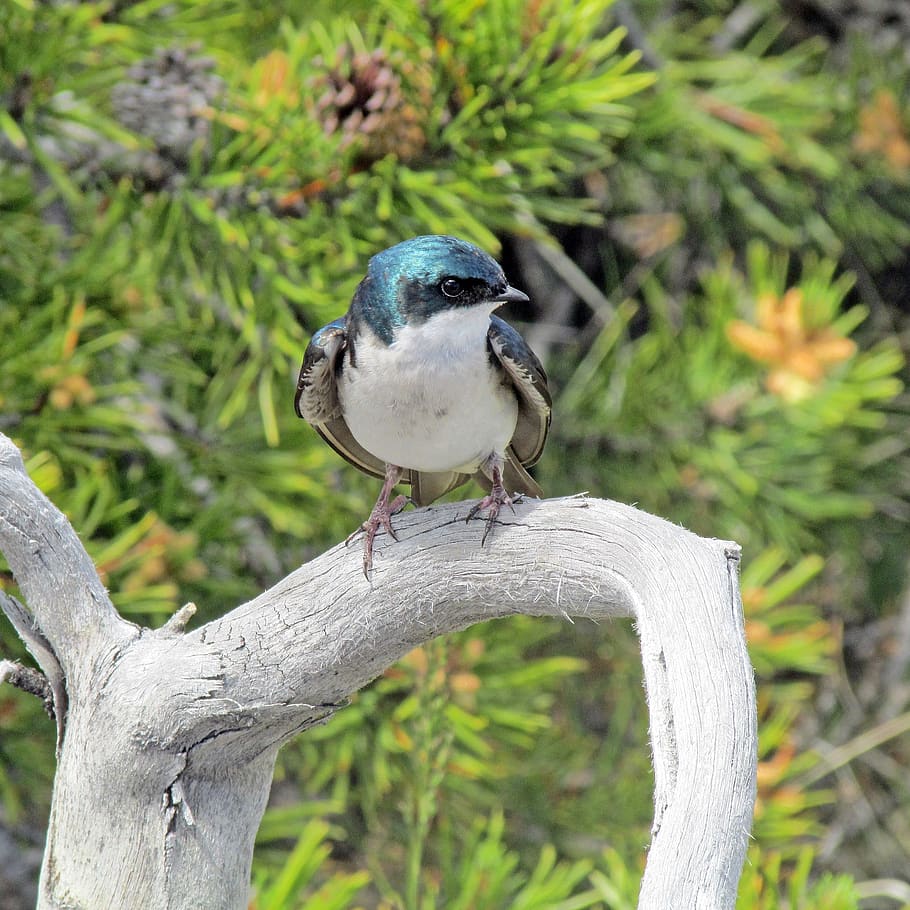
{"left": 357, "top": 493, "right": 408, "bottom": 577}
{"left": 467, "top": 487, "right": 514, "bottom": 546}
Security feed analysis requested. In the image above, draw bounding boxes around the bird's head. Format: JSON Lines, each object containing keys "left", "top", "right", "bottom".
{"left": 351, "top": 235, "right": 528, "bottom": 344}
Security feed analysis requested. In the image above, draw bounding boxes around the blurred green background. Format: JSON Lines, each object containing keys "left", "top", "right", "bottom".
{"left": 1, "top": 0, "right": 910, "bottom": 907}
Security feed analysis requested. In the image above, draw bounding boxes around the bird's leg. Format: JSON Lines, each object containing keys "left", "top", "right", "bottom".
{"left": 467, "top": 453, "right": 515, "bottom": 545}
{"left": 349, "top": 464, "right": 407, "bottom": 577}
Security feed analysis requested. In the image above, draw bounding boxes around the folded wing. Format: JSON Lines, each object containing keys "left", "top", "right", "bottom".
{"left": 484, "top": 316, "right": 551, "bottom": 497}
{"left": 294, "top": 319, "right": 386, "bottom": 481}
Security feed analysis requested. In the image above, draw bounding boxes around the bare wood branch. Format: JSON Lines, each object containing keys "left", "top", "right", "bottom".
{"left": 160, "top": 601, "right": 197, "bottom": 636}
{"left": 0, "top": 658, "right": 52, "bottom": 711}
{"left": 0, "top": 590, "right": 67, "bottom": 747}
{"left": 0, "top": 437, "right": 134, "bottom": 688}
{"left": 0, "top": 433, "right": 757, "bottom": 909}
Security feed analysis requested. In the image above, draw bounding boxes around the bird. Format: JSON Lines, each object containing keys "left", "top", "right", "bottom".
{"left": 294, "top": 235, "right": 551, "bottom": 577}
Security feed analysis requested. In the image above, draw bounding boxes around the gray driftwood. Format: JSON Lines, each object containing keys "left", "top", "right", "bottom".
{"left": 0, "top": 431, "right": 756, "bottom": 909}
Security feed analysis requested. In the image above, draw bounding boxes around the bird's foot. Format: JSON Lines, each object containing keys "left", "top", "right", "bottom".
{"left": 467, "top": 467, "right": 515, "bottom": 546}
{"left": 358, "top": 493, "right": 408, "bottom": 576}
{"left": 347, "top": 465, "right": 406, "bottom": 578}
{"left": 345, "top": 494, "right": 407, "bottom": 545}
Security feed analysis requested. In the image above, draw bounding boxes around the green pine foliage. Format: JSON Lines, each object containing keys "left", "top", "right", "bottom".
{"left": 737, "top": 848, "right": 860, "bottom": 910}
{"left": 3, "top": 0, "right": 910, "bottom": 906}
{"left": 557, "top": 243, "right": 906, "bottom": 576}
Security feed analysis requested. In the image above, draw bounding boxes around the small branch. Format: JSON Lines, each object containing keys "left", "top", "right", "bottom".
{"left": 160, "top": 602, "right": 197, "bottom": 636}
{"left": 0, "top": 658, "right": 54, "bottom": 717}
{"left": 800, "top": 711, "right": 910, "bottom": 787}
{"left": 0, "top": 590, "right": 66, "bottom": 746}
{"left": 855, "top": 878, "right": 910, "bottom": 904}
{"left": 613, "top": 0, "right": 665, "bottom": 70}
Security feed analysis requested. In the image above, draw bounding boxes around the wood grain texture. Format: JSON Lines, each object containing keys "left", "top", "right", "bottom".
{"left": 0, "top": 433, "right": 756, "bottom": 910}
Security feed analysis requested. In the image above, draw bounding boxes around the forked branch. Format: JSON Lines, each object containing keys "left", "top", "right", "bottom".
{"left": 0, "top": 432, "right": 756, "bottom": 910}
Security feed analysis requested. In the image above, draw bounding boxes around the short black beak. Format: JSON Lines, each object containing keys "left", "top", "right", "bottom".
{"left": 493, "top": 285, "right": 530, "bottom": 305}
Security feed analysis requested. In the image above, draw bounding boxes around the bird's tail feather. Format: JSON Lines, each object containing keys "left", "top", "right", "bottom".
{"left": 411, "top": 470, "right": 471, "bottom": 507}
{"left": 409, "top": 449, "right": 542, "bottom": 508}
{"left": 474, "top": 448, "right": 543, "bottom": 499}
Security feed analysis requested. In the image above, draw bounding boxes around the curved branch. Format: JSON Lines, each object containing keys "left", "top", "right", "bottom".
{"left": 150, "top": 494, "right": 755, "bottom": 906}
{"left": 195, "top": 496, "right": 755, "bottom": 906}
{"left": 0, "top": 436, "right": 133, "bottom": 687}
{"left": 0, "top": 432, "right": 757, "bottom": 909}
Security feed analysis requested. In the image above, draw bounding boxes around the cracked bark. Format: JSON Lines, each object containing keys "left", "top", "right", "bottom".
{"left": 0, "top": 432, "right": 757, "bottom": 910}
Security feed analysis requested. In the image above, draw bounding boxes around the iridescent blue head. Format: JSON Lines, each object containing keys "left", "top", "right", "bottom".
{"left": 349, "top": 235, "right": 528, "bottom": 345}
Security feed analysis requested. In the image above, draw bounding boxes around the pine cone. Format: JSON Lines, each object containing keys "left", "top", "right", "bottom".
{"left": 311, "top": 44, "right": 431, "bottom": 164}
{"left": 112, "top": 44, "right": 225, "bottom": 164}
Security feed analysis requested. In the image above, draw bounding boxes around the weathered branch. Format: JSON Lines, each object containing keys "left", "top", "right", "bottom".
{"left": 0, "top": 439, "right": 134, "bottom": 685}
{"left": 0, "top": 591, "right": 67, "bottom": 746}
{"left": 0, "top": 432, "right": 757, "bottom": 909}
{"left": 0, "top": 658, "right": 53, "bottom": 713}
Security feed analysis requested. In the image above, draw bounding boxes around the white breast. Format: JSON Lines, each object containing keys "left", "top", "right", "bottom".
{"left": 338, "top": 307, "right": 518, "bottom": 473}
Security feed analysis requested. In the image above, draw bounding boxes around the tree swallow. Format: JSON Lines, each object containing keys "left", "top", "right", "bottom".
{"left": 295, "top": 235, "right": 551, "bottom": 576}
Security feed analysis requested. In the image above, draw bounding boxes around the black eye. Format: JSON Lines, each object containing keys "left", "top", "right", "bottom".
{"left": 440, "top": 278, "right": 464, "bottom": 298}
